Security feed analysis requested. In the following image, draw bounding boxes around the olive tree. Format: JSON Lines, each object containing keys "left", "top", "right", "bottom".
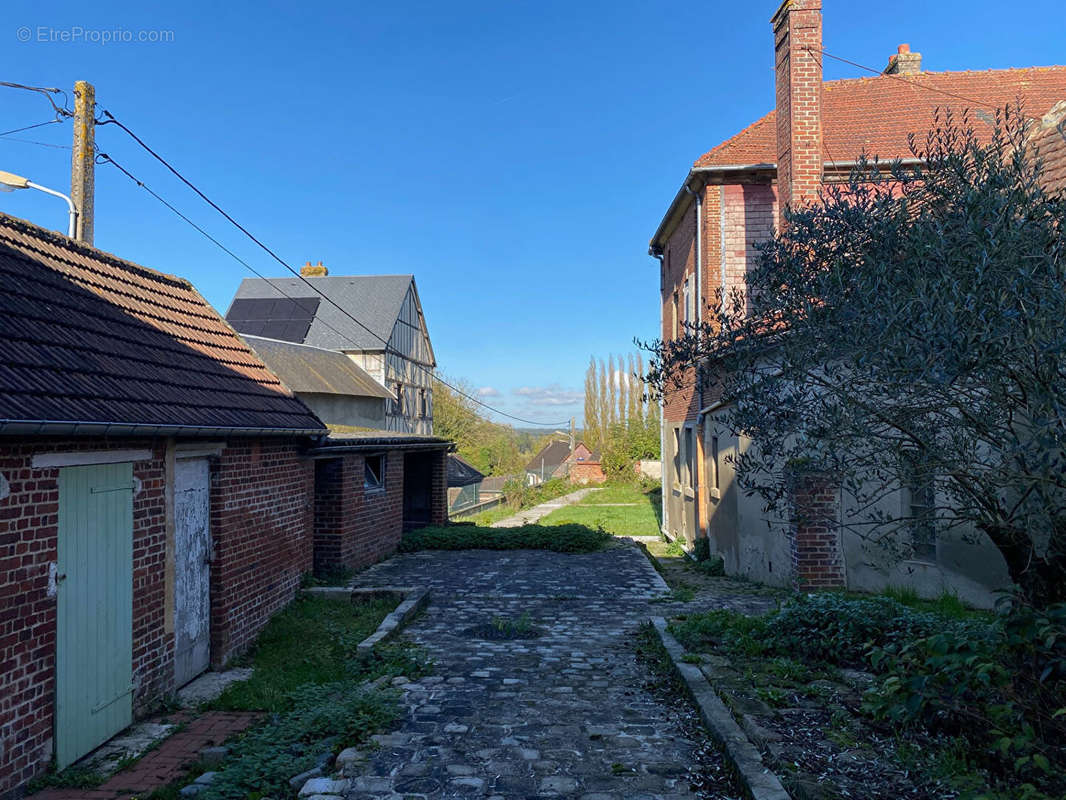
{"left": 646, "top": 110, "right": 1066, "bottom": 605}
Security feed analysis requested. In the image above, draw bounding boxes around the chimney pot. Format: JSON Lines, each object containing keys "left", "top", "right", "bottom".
{"left": 884, "top": 44, "right": 921, "bottom": 75}
{"left": 300, "top": 261, "right": 329, "bottom": 277}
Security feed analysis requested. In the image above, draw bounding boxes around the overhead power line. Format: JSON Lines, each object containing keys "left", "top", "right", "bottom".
{"left": 810, "top": 47, "right": 996, "bottom": 110}
{"left": 0, "top": 81, "right": 72, "bottom": 119}
{"left": 94, "top": 130, "right": 571, "bottom": 428}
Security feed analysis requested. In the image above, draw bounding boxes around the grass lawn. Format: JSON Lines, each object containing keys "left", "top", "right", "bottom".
{"left": 212, "top": 594, "right": 400, "bottom": 712}
{"left": 539, "top": 482, "right": 661, "bottom": 537}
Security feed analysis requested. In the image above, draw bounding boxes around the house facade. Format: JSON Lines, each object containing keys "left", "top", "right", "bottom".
{"left": 226, "top": 265, "right": 436, "bottom": 434}
{"left": 650, "top": 0, "right": 1066, "bottom": 605}
{"left": 0, "top": 214, "right": 328, "bottom": 795}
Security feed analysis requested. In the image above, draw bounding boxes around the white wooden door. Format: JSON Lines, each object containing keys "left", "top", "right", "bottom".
{"left": 174, "top": 457, "right": 211, "bottom": 687}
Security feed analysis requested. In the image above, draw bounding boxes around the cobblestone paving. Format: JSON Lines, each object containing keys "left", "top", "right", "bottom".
{"left": 345, "top": 543, "right": 773, "bottom": 799}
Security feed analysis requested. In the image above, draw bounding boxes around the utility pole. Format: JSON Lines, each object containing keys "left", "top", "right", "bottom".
{"left": 70, "top": 80, "right": 95, "bottom": 244}
{"left": 569, "top": 417, "right": 575, "bottom": 455}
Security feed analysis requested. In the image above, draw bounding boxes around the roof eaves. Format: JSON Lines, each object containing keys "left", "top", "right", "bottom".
{"left": 648, "top": 163, "right": 776, "bottom": 253}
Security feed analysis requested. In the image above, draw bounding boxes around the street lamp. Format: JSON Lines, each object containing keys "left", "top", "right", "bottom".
{"left": 0, "top": 170, "right": 77, "bottom": 238}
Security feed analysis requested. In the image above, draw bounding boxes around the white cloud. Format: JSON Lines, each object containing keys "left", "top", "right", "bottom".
{"left": 512, "top": 384, "right": 583, "bottom": 407}
{"left": 476, "top": 386, "right": 501, "bottom": 398}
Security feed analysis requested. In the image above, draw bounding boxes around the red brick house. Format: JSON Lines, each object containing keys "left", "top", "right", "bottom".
{"left": 650, "top": 0, "right": 1066, "bottom": 602}
{"left": 0, "top": 213, "right": 331, "bottom": 795}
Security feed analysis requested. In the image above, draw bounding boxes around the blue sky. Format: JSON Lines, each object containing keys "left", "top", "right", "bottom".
{"left": 2, "top": 0, "right": 1061, "bottom": 426}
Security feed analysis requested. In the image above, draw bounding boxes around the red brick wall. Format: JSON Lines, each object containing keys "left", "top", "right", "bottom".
{"left": 722, "top": 183, "right": 778, "bottom": 304}
{"left": 313, "top": 452, "right": 404, "bottom": 574}
{"left": 429, "top": 449, "right": 448, "bottom": 527}
{"left": 209, "top": 441, "right": 314, "bottom": 666}
{"left": 569, "top": 461, "right": 606, "bottom": 485}
{"left": 773, "top": 0, "right": 823, "bottom": 228}
{"left": 0, "top": 439, "right": 167, "bottom": 799}
{"left": 788, "top": 471, "right": 845, "bottom": 589}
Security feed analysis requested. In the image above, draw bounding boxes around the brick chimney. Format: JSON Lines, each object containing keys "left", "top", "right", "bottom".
{"left": 300, "top": 260, "right": 328, "bottom": 277}
{"left": 772, "top": 0, "right": 823, "bottom": 231}
{"left": 884, "top": 43, "right": 922, "bottom": 75}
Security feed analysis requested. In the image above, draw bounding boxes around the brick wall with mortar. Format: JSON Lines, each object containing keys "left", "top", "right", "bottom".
{"left": 208, "top": 441, "right": 313, "bottom": 666}
{"left": 313, "top": 451, "right": 404, "bottom": 574}
{"left": 0, "top": 439, "right": 168, "bottom": 799}
{"left": 787, "top": 471, "right": 846, "bottom": 589}
{"left": 773, "top": 0, "right": 823, "bottom": 229}
{"left": 429, "top": 449, "right": 448, "bottom": 527}
{"left": 569, "top": 461, "right": 606, "bottom": 485}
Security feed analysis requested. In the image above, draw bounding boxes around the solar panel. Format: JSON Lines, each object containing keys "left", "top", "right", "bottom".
{"left": 226, "top": 297, "right": 320, "bottom": 343}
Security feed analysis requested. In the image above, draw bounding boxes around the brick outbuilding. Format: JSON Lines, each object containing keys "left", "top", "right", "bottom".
{"left": 0, "top": 213, "right": 329, "bottom": 796}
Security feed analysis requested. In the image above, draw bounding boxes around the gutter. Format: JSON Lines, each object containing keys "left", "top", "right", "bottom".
{"left": 652, "top": 251, "right": 669, "bottom": 536}
{"left": 0, "top": 419, "right": 326, "bottom": 438}
{"left": 308, "top": 439, "right": 455, "bottom": 457}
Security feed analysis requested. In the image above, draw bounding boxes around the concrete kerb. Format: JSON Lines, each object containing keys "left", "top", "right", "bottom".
{"left": 650, "top": 617, "right": 791, "bottom": 800}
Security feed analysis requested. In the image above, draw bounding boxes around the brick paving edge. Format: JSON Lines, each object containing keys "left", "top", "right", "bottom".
{"left": 650, "top": 616, "right": 791, "bottom": 800}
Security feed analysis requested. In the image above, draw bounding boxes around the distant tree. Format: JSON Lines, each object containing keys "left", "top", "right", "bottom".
{"left": 584, "top": 357, "right": 601, "bottom": 450}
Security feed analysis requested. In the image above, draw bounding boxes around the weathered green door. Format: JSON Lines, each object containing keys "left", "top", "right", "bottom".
{"left": 56, "top": 462, "right": 134, "bottom": 769}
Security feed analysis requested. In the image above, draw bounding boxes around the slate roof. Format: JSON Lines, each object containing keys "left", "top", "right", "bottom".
{"left": 241, "top": 335, "right": 392, "bottom": 399}
{"left": 695, "top": 67, "right": 1066, "bottom": 168}
{"left": 227, "top": 275, "right": 414, "bottom": 351}
{"left": 0, "top": 213, "right": 325, "bottom": 434}
{"left": 447, "top": 454, "right": 485, "bottom": 488}
{"left": 525, "top": 439, "right": 572, "bottom": 475}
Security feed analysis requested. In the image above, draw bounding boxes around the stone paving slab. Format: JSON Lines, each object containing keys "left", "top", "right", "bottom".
{"left": 343, "top": 545, "right": 766, "bottom": 799}
{"left": 491, "top": 489, "right": 601, "bottom": 528}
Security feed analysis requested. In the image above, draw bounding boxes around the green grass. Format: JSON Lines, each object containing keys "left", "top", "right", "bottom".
{"left": 539, "top": 481, "right": 661, "bottom": 537}
{"left": 211, "top": 594, "right": 397, "bottom": 712}
{"left": 879, "top": 585, "right": 982, "bottom": 619}
{"left": 399, "top": 522, "right": 612, "bottom": 554}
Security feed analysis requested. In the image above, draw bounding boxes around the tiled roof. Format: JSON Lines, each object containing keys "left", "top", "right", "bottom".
{"left": 526, "top": 440, "right": 571, "bottom": 474}
{"left": 1033, "top": 101, "right": 1066, "bottom": 196}
{"left": 0, "top": 213, "right": 325, "bottom": 433}
{"left": 696, "top": 67, "right": 1066, "bottom": 168}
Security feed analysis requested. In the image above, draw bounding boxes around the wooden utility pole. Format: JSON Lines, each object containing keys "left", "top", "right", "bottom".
{"left": 70, "top": 80, "right": 95, "bottom": 244}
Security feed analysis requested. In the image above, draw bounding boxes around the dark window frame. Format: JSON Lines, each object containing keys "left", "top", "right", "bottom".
{"left": 364, "top": 453, "right": 386, "bottom": 492}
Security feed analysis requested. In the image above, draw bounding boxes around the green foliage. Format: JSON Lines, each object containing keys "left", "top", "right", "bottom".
{"left": 398, "top": 522, "right": 612, "bottom": 554}
{"left": 538, "top": 481, "right": 661, "bottom": 537}
{"left": 672, "top": 593, "right": 989, "bottom": 667}
{"left": 211, "top": 595, "right": 396, "bottom": 712}
{"left": 200, "top": 683, "right": 397, "bottom": 800}
{"left": 864, "top": 601, "right": 1066, "bottom": 794}
{"left": 432, "top": 376, "right": 539, "bottom": 476}
{"left": 648, "top": 108, "right": 1066, "bottom": 605}
{"left": 499, "top": 476, "right": 571, "bottom": 510}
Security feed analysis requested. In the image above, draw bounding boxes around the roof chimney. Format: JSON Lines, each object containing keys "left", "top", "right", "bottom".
{"left": 300, "top": 260, "right": 328, "bottom": 277}
{"left": 884, "top": 43, "right": 922, "bottom": 75}
{"left": 772, "top": 0, "right": 823, "bottom": 232}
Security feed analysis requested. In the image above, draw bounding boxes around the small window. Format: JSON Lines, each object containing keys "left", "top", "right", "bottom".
{"left": 671, "top": 291, "right": 679, "bottom": 340}
{"left": 902, "top": 453, "right": 936, "bottom": 561}
{"left": 672, "top": 428, "right": 682, "bottom": 485}
{"left": 683, "top": 277, "right": 693, "bottom": 327}
{"left": 419, "top": 388, "right": 428, "bottom": 418}
{"left": 711, "top": 435, "right": 720, "bottom": 490}
{"left": 683, "top": 426, "right": 694, "bottom": 489}
{"left": 365, "top": 454, "right": 385, "bottom": 491}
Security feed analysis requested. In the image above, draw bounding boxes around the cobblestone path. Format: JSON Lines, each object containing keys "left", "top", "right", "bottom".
{"left": 346, "top": 544, "right": 772, "bottom": 799}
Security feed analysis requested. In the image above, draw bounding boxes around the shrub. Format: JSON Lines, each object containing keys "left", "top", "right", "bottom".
{"left": 399, "top": 522, "right": 612, "bottom": 554}
{"left": 865, "top": 601, "right": 1066, "bottom": 791}
{"left": 201, "top": 683, "right": 397, "bottom": 800}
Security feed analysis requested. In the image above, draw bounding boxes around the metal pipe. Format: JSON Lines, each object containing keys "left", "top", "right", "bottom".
{"left": 652, "top": 250, "right": 668, "bottom": 536}
{"left": 26, "top": 181, "right": 77, "bottom": 238}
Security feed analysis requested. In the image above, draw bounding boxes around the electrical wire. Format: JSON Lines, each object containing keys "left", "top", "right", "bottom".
{"left": 0, "top": 119, "right": 63, "bottom": 137}
{"left": 0, "top": 81, "right": 72, "bottom": 119}
{"left": 95, "top": 146, "right": 572, "bottom": 428}
{"left": 810, "top": 47, "right": 997, "bottom": 110}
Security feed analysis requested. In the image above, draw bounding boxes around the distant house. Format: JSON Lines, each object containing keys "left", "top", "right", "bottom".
{"left": 226, "top": 264, "right": 436, "bottom": 434}
{"left": 447, "top": 454, "right": 486, "bottom": 513}
{"left": 525, "top": 439, "right": 572, "bottom": 485}
{"left": 0, "top": 213, "right": 326, "bottom": 793}
{"left": 241, "top": 334, "right": 392, "bottom": 429}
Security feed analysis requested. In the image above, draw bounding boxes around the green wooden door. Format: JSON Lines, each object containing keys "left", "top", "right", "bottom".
{"left": 56, "top": 462, "right": 135, "bottom": 769}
